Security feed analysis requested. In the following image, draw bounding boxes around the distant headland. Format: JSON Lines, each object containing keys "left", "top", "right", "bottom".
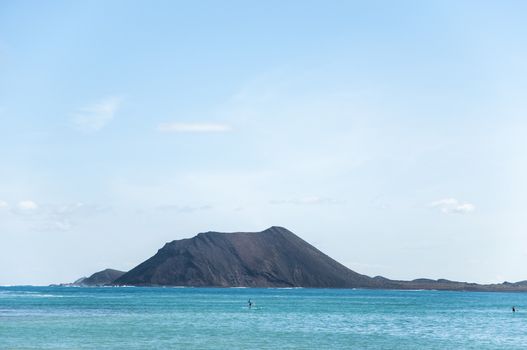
{"left": 64, "top": 226, "right": 527, "bottom": 292}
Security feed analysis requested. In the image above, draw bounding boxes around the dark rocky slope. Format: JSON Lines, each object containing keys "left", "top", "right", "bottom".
{"left": 74, "top": 268, "right": 125, "bottom": 286}
{"left": 115, "top": 226, "right": 377, "bottom": 287}
{"left": 64, "top": 226, "right": 527, "bottom": 292}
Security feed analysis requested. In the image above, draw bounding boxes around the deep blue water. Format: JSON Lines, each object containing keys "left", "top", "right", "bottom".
{"left": 1, "top": 286, "right": 527, "bottom": 349}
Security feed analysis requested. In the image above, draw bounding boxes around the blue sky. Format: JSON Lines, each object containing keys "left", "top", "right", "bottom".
{"left": 1, "top": 0, "right": 527, "bottom": 285}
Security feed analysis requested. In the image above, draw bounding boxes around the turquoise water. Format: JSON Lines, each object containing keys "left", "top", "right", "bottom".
{"left": 1, "top": 286, "right": 527, "bottom": 349}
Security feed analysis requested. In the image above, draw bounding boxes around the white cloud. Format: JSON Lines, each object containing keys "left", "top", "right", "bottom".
{"left": 429, "top": 198, "right": 475, "bottom": 214}
{"left": 270, "top": 196, "right": 342, "bottom": 205}
{"left": 44, "top": 202, "right": 109, "bottom": 231}
{"left": 157, "top": 122, "right": 231, "bottom": 133}
{"left": 73, "top": 96, "right": 122, "bottom": 132}
{"left": 9, "top": 201, "right": 108, "bottom": 231}
{"left": 0, "top": 200, "right": 8, "bottom": 209}
{"left": 52, "top": 221, "right": 72, "bottom": 231}
{"left": 156, "top": 204, "right": 213, "bottom": 213}
{"left": 18, "top": 200, "right": 38, "bottom": 210}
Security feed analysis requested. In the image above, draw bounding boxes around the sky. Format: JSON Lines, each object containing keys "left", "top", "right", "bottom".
{"left": 1, "top": 0, "right": 527, "bottom": 285}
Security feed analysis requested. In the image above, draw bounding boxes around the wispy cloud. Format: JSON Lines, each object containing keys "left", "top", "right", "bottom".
{"left": 429, "top": 198, "right": 475, "bottom": 214}
{"left": 155, "top": 204, "right": 213, "bottom": 213}
{"left": 157, "top": 122, "right": 231, "bottom": 133}
{"left": 0, "top": 200, "right": 8, "bottom": 209}
{"left": 73, "top": 96, "right": 122, "bottom": 132}
{"left": 42, "top": 202, "right": 84, "bottom": 231}
{"left": 270, "top": 196, "right": 342, "bottom": 205}
{"left": 18, "top": 200, "right": 38, "bottom": 210}
{"left": 8, "top": 201, "right": 108, "bottom": 231}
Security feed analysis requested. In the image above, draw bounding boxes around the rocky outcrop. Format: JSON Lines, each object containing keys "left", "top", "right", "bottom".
{"left": 70, "top": 227, "right": 527, "bottom": 292}
{"left": 73, "top": 269, "right": 125, "bottom": 286}
{"left": 115, "top": 226, "right": 377, "bottom": 287}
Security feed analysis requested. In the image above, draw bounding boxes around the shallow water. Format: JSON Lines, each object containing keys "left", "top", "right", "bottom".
{"left": 1, "top": 286, "right": 526, "bottom": 349}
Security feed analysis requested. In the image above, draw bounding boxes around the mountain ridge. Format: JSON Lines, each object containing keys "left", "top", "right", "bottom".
{"left": 115, "top": 226, "right": 377, "bottom": 287}
{"left": 69, "top": 227, "right": 527, "bottom": 292}
{"left": 62, "top": 268, "right": 125, "bottom": 287}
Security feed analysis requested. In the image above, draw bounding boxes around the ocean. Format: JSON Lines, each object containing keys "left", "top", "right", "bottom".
{"left": 1, "top": 286, "right": 526, "bottom": 349}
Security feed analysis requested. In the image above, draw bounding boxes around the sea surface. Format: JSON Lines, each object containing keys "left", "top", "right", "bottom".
{"left": 1, "top": 286, "right": 527, "bottom": 349}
